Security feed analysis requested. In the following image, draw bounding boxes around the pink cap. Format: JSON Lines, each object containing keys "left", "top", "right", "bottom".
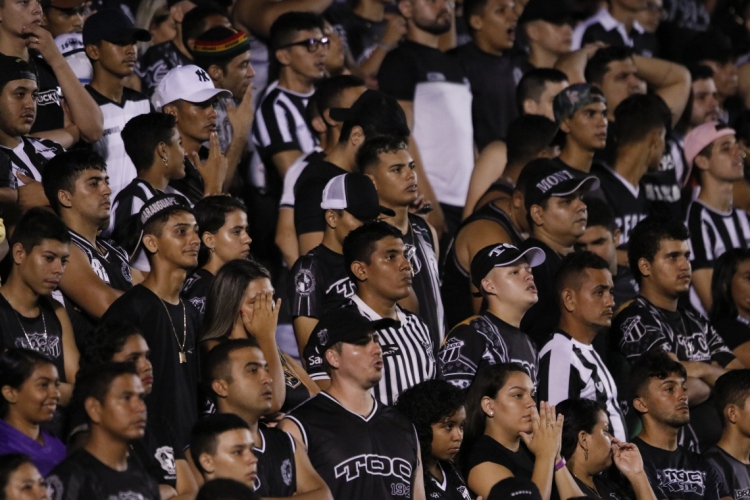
{"left": 684, "top": 121, "right": 735, "bottom": 168}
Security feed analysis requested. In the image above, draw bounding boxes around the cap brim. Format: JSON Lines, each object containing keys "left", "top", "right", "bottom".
{"left": 494, "top": 247, "right": 547, "bottom": 270}
{"left": 182, "top": 87, "right": 232, "bottom": 104}
{"left": 553, "top": 175, "right": 600, "bottom": 197}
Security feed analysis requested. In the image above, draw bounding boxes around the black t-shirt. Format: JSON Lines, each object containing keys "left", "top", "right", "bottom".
{"left": 65, "top": 229, "right": 133, "bottom": 346}
{"left": 181, "top": 268, "right": 214, "bottom": 316}
{"left": 425, "top": 461, "right": 471, "bottom": 500}
{"left": 285, "top": 392, "right": 419, "bottom": 500}
{"left": 573, "top": 473, "right": 632, "bottom": 500}
{"left": 136, "top": 41, "right": 191, "bottom": 97}
{"left": 254, "top": 426, "right": 297, "bottom": 497}
{"left": 713, "top": 315, "right": 750, "bottom": 351}
{"left": 325, "top": 3, "right": 387, "bottom": 64}
{"left": 447, "top": 42, "right": 518, "bottom": 149}
{"left": 102, "top": 285, "right": 201, "bottom": 448}
{"left": 288, "top": 244, "right": 355, "bottom": 320}
{"left": 29, "top": 53, "right": 65, "bottom": 134}
{"left": 293, "top": 159, "right": 347, "bottom": 235}
{"left": 0, "top": 294, "right": 66, "bottom": 382}
{"left": 47, "top": 449, "right": 161, "bottom": 500}
{"left": 632, "top": 437, "right": 729, "bottom": 500}
{"left": 704, "top": 445, "right": 750, "bottom": 500}
{"left": 579, "top": 14, "right": 659, "bottom": 57}
{"left": 441, "top": 200, "right": 523, "bottom": 329}
{"left": 592, "top": 163, "right": 650, "bottom": 249}
{"left": 169, "top": 151, "right": 207, "bottom": 206}
{"left": 466, "top": 436, "right": 534, "bottom": 489}
{"left": 404, "top": 213, "right": 444, "bottom": 349}
{"left": 279, "top": 352, "right": 312, "bottom": 413}
{"left": 440, "top": 312, "right": 538, "bottom": 390}
{"left": 519, "top": 237, "right": 564, "bottom": 349}
{"left": 612, "top": 265, "right": 639, "bottom": 312}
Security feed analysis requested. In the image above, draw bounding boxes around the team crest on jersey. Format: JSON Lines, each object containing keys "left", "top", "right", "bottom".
{"left": 656, "top": 468, "right": 705, "bottom": 495}
{"left": 46, "top": 474, "right": 64, "bottom": 500}
{"left": 190, "top": 296, "right": 206, "bottom": 315}
{"left": 317, "top": 328, "right": 329, "bottom": 346}
{"left": 295, "top": 269, "right": 315, "bottom": 296}
{"left": 439, "top": 337, "right": 464, "bottom": 363}
{"left": 620, "top": 316, "right": 646, "bottom": 344}
{"left": 15, "top": 333, "right": 60, "bottom": 358}
{"left": 458, "top": 486, "right": 471, "bottom": 500}
{"left": 154, "top": 446, "right": 176, "bottom": 476}
{"left": 281, "top": 459, "right": 293, "bottom": 486}
{"left": 285, "top": 368, "right": 302, "bottom": 389}
{"left": 121, "top": 261, "right": 132, "bottom": 283}
{"left": 404, "top": 244, "right": 421, "bottom": 276}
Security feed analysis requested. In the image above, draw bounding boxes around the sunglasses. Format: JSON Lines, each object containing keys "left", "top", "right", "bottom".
{"left": 279, "top": 37, "right": 330, "bottom": 52}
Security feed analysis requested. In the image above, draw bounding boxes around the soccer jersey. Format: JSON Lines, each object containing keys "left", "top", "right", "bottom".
{"left": 288, "top": 244, "right": 355, "bottom": 320}
{"left": 102, "top": 285, "right": 201, "bottom": 447}
{"left": 0, "top": 136, "right": 63, "bottom": 188}
{"left": 378, "top": 40, "right": 474, "bottom": 208}
{"left": 47, "top": 449, "right": 160, "bottom": 500}
{"left": 704, "top": 446, "right": 750, "bottom": 500}
{"left": 713, "top": 314, "right": 750, "bottom": 351}
{"left": 441, "top": 200, "right": 523, "bottom": 329}
{"left": 538, "top": 330, "right": 626, "bottom": 441}
{"left": 86, "top": 86, "right": 152, "bottom": 199}
{"left": 440, "top": 312, "right": 538, "bottom": 390}
{"left": 425, "top": 461, "right": 471, "bottom": 500}
{"left": 519, "top": 238, "right": 564, "bottom": 349}
{"left": 29, "top": 53, "right": 65, "bottom": 134}
{"left": 136, "top": 41, "right": 191, "bottom": 97}
{"left": 592, "top": 163, "right": 650, "bottom": 248}
{"left": 254, "top": 426, "right": 297, "bottom": 497}
{"left": 279, "top": 148, "right": 324, "bottom": 209}
{"left": 0, "top": 419, "right": 66, "bottom": 476}
{"left": 632, "top": 437, "right": 729, "bottom": 500}
{"left": 305, "top": 295, "right": 438, "bottom": 406}
{"left": 285, "top": 392, "right": 419, "bottom": 500}
{"left": 0, "top": 294, "right": 67, "bottom": 382}
{"left": 181, "top": 268, "right": 214, "bottom": 316}
{"left": 252, "top": 81, "right": 317, "bottom": 196}
{"left": 573, "top": 8, "right": 658, "bottom": 56}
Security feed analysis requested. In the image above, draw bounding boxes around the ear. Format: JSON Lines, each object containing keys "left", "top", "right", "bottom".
{"left": 157, "top": 142, "right": 169, "bottom": 161}
{"left": 351, "top": 260, "right": 368, "bottom": 282}
{"left": 85, "top": 396, "right": 103, "bottom": 425}
{"left": 1, "top": 385, "right": 18, "bottom": 405}
{"left": 207, "top": 64, "right": 223, "bottom": 82}
{"left": 560, "top": 117, "right": 572, "bottom": 134}
{"left": 12, "top": 242, "right": 27, "bottom": 266}
{"left": 694, "top": 154, "right": 710, "bottom": 172}
{"left": 577, "top": 429, "right": 589, "bottom": 451}
{"left": 57, "top": 189, "right": 74, "bottom": 210}
{"left": 512, "top": 191, "right": 524, "bottom": 210}
{"left": 525, "top": 22, "right": 538, "bottom": 42}
{"left": 201, "top": 231, "right": 215, "bottom": 251}
{"left": 632, "top": 396, "right": 648, "bottom": 414}
{"left": 529, "top": 205, "right": 545, "bottom": 227}
{"left": 561, "top": 288, "right": 575, "bottom": 313}
{"left": 142, "top": 234, "right": 159, "bottom": 255}
{"left": 349, "top": 126, "right": 365, "bottom": 148}
{"left": 199, "top": 453, "right": 215, "bottom": 475}
{"left": 325, "top": 348, "right": 341, "bottom": 370}
{"left": 613, "top": 228, "right": 622, "bottom": 247}
{"left": 211, "top": 379, "right": 229, "bottom": 399}
{"left": 480, "top": 277, "right": 494, "bottom": 296}
{"left": 468, "top": 13, "right": 482, "bottom": 31}
{"left": 481, "top": 396, "right": 494, "bottom": 417}
{"left": 398, "top": 0, "right": 412, "bottom": 20}
{"left": 522, "top": 99, "right": 537, "bottom": 116}
{"left": 637, "top": 257, "right": 651, "bottom": 280}
{"left": 275, "top": 48, "right": 292, "bottom": 67}
{"left": 325, "top": 209, "right": 338, "bottom": 230}
{"left": 311, "top": 116, "right": 327, "bottom": 134}
{"left": 163, "top": 104, "right": 178, "bottom": 120}
{"left": 85, "top": 44, "right": 101, "bottom": 62}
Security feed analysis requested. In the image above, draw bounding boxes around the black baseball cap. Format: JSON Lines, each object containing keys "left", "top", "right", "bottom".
{"left": 470, "top": 243, "right": 546, "bottom": 289}
{"left": 313, "top": 308, "right": 397, "bottom": 351}
{"left": 523, "top": 160, "right": 600, "bottom": 211}
{"left": 131, "top": 194, "right": 192, "bottom": 259}
{"left": 518, "top": 0, "right": 574, "bottom": 25}
{"left": 0, "top": 54, "right": 37, "bottom": 87}
{"left": 327, "top": 89, "right": 409, "bottom": 138}
{"left": 487, "top": 477, "right": 543, "bottom": 500}
{"left": 83, "top": 9, "right": 151, "bottom": 46}
{"left": 321, "top": 173, "right": 396, "bottom": 221}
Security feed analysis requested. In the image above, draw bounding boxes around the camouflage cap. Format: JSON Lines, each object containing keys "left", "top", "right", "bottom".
{"left": 553, "top": 83, "right": 606, "bottom": 125}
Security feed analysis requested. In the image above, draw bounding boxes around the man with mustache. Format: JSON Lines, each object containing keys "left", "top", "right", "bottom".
{"left": 440, "top": 243, "right": 545, "bottom": 390}
{"left": 630, "top": 350, "right": 732, "bottom": 500}
{"left": 537, "top": 251, "right": 627, "bottom": 441}
{"left": 614, "top": 215, "right": 745, "bottom": 452}
{"left": 83, "top": 10, "right": 152, "bottom": 202}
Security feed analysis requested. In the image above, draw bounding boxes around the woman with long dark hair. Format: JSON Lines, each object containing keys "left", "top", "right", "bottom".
{"left": 0, "top": 454, "right": 48, "bottom": 500}
{"left": 182, "top": 196, "right": 252, "bottom": 311}
{"left": 395, "top": 380, "right": 469, "bottom": 499}
{"left": 200, "top": 259, "right": 318, "bottom": 413}
{"left": 460, "top": 363, "right": 582, "bottom": 500}
{"left": 556, "top": 399, "right": 656, "bottom": 500}
{"left": 0, "top": 350, "right": 66, "bottom": 476}
{"left": 711, "top": 248, "right": 750, "bottom": 367}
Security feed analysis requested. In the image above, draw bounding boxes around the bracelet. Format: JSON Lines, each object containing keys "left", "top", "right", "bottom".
{"left": 554, "top": 457, "right": 566, "bottom": 471}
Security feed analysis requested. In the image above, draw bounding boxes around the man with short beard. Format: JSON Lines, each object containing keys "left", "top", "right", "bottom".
{"left": 378, "top": 0, "right": 473, "bottom": 240}
{"left": 630, "top": 350, "right": 732, "bottom": 500}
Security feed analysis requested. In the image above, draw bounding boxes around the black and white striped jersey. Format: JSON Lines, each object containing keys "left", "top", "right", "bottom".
{"left": 0, "top": 136, "right": 63, "bottom": 188}
{"left": 251, "top": 81, "right": 317, "bottom": 195}
{"left": 538, "top": 330, "right": 626, "bottom": 441}
{"left": 304, "top": 295, "right": 439, "bottom": 406}
{"left": 686, "top": 199, "right": 750, "bottom": 269}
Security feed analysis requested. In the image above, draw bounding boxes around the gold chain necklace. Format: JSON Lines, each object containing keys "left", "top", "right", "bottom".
{"left": 159, "top": 298, "right": 187, "bottom": 363}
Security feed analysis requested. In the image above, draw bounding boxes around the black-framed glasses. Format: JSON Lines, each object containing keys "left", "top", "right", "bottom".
{"left": 279, "top": 37, "right": 330, "bottom": 52}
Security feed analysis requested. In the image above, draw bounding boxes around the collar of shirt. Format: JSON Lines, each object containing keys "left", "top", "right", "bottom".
{"left": 351, "top": 294, "right": 407, "bottom": 323}
{"left": 595, "top": 8, "right": 645, "bottom": 46}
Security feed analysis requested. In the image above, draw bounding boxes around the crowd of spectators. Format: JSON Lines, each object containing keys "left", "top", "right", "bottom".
{"left": 5, "top": 0, "right": 750, "bottom": 498}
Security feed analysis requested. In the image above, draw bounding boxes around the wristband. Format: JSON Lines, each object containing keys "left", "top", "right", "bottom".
{"left": 554, "top": 457, "right": 566, "bottom": 471}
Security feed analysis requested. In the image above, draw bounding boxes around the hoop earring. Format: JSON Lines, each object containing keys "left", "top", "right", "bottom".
{"left": 161, "top": 156, "right": 168, "bottom": 165}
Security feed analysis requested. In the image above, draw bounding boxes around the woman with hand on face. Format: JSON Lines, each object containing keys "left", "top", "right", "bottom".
{"left": 396, "top": 380, "right": 469, "bottom": 500}
{"left": 460, "top": 363, "right": 583, "bottom": 500}
{"left": 0, "top": 350, "right": 66, "bottom": 477}
{"left": 200, "top": 259, "right": 319, "bottom": 414}
{"left": 0, "top": 454, "right": 49, "bottom": 500}
{"left": 556, "top": 398, "right": 656, "bottom": 500}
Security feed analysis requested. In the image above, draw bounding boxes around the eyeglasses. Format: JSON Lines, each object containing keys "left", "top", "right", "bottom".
{"left": 279, "top": 37, "right": 330, "bottom": 52}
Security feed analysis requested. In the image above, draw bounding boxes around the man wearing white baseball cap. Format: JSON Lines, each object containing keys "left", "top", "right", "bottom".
{"left": 684, "top": 121, "right": 750, "bottom": 313}
{"left": 440, "top": 243, "right": 545, "bottom": 390}
{"left": 152, "top": 64, "right": 232, "bottom": 204}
